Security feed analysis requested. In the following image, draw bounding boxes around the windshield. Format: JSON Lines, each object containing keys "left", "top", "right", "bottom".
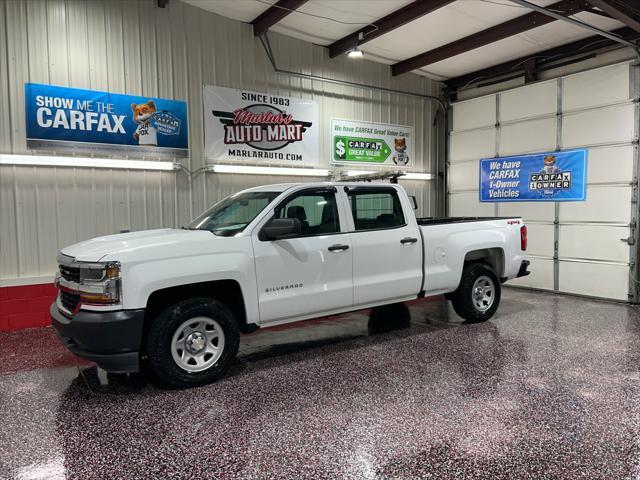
{"left": 186, "top": 191, "right": 280, "bottom": 236}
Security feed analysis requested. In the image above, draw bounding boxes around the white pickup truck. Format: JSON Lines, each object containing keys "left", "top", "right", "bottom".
{"left": 51, "top": 182, "right": 529, "bottom": 387}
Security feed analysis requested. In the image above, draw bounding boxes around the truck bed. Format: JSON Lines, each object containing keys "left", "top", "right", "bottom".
{"left": 416, "top": 216, "right": 516, "bottom": 226}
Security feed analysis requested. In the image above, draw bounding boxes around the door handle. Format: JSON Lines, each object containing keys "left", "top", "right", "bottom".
{"left": 328, "top": 244, "right": 350, "bottom": 252}
{"left": 400, "top": 237, "right": 418, "bottom": 245}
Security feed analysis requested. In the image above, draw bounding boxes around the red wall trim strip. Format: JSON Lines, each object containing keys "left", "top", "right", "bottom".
{"left": 0, "top": 283, "right": 442, "bottom": 332}
{"left": 0, "top": 284, "right": 57, "bottom": 331}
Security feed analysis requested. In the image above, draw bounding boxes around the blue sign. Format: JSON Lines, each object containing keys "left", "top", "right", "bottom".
{"left": 479, "top": 149, "right": 587, "bottom": 202}
{"left": 25, "top": 83, "right": 188, "bottom": 157}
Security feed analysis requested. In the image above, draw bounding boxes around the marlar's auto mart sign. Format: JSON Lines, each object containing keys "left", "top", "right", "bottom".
{"left": 203, "top": 86, "right": 319, "bottom": 165}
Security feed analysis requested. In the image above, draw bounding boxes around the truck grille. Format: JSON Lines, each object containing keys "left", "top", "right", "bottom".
{"left": 59, "top": 265, "right": 80, "bottom": 283}
{"left": 60, "top": 291, "right": 80, "bottom": 313}
{"left": 58, "top": 263, "right": 80, "bottom": 313}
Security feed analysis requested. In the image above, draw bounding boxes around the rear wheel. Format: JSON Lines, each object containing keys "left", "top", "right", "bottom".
{"left": 146, "top": 298, "right": 240, "bottom": 388}
{"left": 450, "top": 263, "right": 501, "bottom": 323}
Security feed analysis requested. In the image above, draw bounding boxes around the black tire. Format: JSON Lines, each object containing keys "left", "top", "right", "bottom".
{"left": 146, "top": 297, "right": 240, "bottom": 388}
{"left": 450, "top": 263, "right": 501, "bottom": 323}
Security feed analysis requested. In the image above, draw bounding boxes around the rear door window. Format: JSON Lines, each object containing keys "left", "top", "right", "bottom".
{"left": 347, "top": 189, "right": 405, "bottom": 231}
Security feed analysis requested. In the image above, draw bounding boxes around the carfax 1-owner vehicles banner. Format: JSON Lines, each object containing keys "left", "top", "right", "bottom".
{"left": 25, "top": 83, "right": 189, "bottom": 158}
{"left": 203, "top": 85, "right": 319, "bottom": 165}
{"left": 331, "top": 118, "right": 414, "bottom": 167}
{"left": 479, "top": 149, "right": 588, "bottom": 202}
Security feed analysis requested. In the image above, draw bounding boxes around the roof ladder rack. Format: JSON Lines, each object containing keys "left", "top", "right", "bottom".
{"left": 333, "top": 170, "right": 407, "bottom": 183}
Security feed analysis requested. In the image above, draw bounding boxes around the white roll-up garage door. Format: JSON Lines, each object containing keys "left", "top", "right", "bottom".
{"left": 448, "top": 62, "right": 639, "bottom": 302}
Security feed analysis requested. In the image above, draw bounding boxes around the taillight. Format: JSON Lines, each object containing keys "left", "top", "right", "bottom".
{"left": 520, "top": 225, "right": 527, "bottom": 251}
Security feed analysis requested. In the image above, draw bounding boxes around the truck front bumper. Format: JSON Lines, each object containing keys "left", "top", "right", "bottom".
{"left": 50, "top": 303, "right": 145, "bottom": 373}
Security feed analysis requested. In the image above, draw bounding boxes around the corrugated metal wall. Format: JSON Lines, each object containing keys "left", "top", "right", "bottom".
{"left": 0, "top": 0, "right": 440, "bottom": 281}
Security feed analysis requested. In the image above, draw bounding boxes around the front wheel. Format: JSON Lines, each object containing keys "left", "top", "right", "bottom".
{"left": 450, "top": 263, "right": 501, "bottom": 323}
{"left": 146, "top": 298, "right": 240, "bottom": 388}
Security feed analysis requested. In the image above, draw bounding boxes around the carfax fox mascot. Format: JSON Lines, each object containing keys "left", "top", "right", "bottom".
{"left": 542, "top": 154, "right": 560, "bottom": 174}
{"left": 392, "top": 138, "right": 409, "bottom": 166}
{"left": 131, "top": 100, "right": 157, "bottom": 146}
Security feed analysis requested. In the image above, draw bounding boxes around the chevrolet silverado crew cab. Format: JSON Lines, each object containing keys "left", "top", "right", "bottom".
{"left": 51, "top": 182, "right": 529, "bottom": 388}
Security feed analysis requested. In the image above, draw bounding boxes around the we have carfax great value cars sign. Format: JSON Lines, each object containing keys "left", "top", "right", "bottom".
{"left": 25, "top": 83, "right": 188, "bottom": 157}
{"left": 203, "top": 85, "right": 319, "bottom": 165}
{"left": 479, "top": 149, "right": 588, "bottom": 202}
{"left": 331, "top": 118, "right": 414, "bottom": 167}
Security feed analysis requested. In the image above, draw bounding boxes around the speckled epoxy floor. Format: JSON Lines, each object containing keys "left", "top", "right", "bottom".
{"left": 2, "top": 289, "right": 640, "bottom": 479}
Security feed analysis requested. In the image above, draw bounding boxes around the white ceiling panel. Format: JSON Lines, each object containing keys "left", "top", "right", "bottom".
{"left": 274, "top": 0, "right": 414, "bottom": 46}
{"left": 362, "top": 0, "right": 556, "bottom": 63}
{"left": 182, "top": 0, "right": 629, "bottom": 81}
{"left": 422, "top": 13, "right": 624, "bottom": 79}
{"left": 183, "top": 0, "right": 267, "bottom": 22}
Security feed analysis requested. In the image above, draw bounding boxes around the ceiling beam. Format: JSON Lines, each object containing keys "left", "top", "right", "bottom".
{"left": 328, "top": 0, "right": 455, "bottom": 58}
{"left": 251, "top": 0, "right": 309, "bottom": 37}
{"left": 391, "top": 0, "right": 588, "bottom": 76}
{"left": 586, "top": 0, "right": 640, "bottom": 32}
{"left": 444, "top": 26, "right": 639, "bottom": 89}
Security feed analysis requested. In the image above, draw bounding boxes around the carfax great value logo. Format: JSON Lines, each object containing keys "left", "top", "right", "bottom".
{"left": 25, "top": 83, "right": 189, "bottom": 156}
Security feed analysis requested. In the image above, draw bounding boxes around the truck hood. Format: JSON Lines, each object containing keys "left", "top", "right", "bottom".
{"left": 61, "top": 228, "right": 215, "bottom": 262}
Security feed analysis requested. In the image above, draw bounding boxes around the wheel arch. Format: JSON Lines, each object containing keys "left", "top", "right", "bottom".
{"left": 463, "top": 247, "right": 504, "bottom": 277}
{"left": 144, "top": 280, "right": 253, "bottom": 334}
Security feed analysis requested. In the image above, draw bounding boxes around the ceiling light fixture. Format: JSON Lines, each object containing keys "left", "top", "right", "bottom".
{"left": 207, "top": 164, "right": 331, "bottom": 177}
{"left": 348, "top": 32, "right": 365, "bottom": 58}
{"left": 0, "top": 154, "right": 180, "bottom": 171}
{"left": 402, "top": 172, "right": 433, "bottom": 180}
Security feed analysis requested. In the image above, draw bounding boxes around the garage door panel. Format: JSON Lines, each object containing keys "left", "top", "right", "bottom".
{"left": 452, "top": 95, "right": 496, "bottom": 131}
{"left": 562, "top": 103, "right": 635, "bottom": 147}
{"left": 586, "top": 144, "right": 634, "bottom": 184}
{"left": 559, "top": 186, "right": 631, "bottom": 223}
{"left": 559, "top": 261, "right": 628, "bottom": 300}
{"left": 450, "top": 128, "right": 496, "bottom": 163}
{"left": 448, "top": 161, "right": 478, "bottom": 191}
{"left": 449, "top": 192, "right": 494, "bottom": 217}
{"left": 509, "top": 257, "right": 553, "bottom": 290}
{"left": 448, "top": 62, "right": 635, "bottom": 302}
{"left": 524, "top": 224, "right": 554, "bottom": 257}
{"left": 559, "top": 225, "right": 629, "bottom": 262}
{"left": 500, "top": 80, "right": 557, "bottom": 122}
{"left": 562, "top": 63, "right": 631, "bottom": 111}
{"left": 497, "top": 201, "right": 555, "bottom": 223}
{"left": 499, "top": 117, "right": 557, "bottom": 156}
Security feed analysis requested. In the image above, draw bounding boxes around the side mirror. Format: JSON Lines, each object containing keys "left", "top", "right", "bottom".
{"left": 409, "top": 195, "right": 418, "bottom": 210}
{"left": 261, "top": 218, "right": 302, "bottom": 240}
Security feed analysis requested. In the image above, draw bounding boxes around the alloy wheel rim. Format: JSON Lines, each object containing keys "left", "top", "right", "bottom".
{"left": 171, "top": 316, "right": 225, "bottom": 372}
{"left": 471, "top": 275, "right": 495, "bottom": 312}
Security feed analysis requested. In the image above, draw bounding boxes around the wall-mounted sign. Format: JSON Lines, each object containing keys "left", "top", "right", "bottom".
{"left": 330, "top": 118, "right": 414, "bottom": 167}
{"left": 203, "top": 86, "right": 319, "bottom": 165}
{"left": 480, "top": 149, "right": 588, "bottom": 202}
{"left": 25, "top": 83, "right": 188, "bottom": 158}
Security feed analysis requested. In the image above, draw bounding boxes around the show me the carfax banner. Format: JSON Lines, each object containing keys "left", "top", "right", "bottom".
{"left": 203, "top": 85, "right": 319, "bottom": 165}
{"left": 331, "top": 118, "right": 414, "bottom": 167}
{"left": 479, "top": 149, "right": 588, "bottom": 202}
{"left": 25, "top": 83, "right": 188, "bottom": 157}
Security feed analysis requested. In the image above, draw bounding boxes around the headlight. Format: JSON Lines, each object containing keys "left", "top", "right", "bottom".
{"left": 56, "top": 259, "right": 122, "bottom": 311}
{"left": 77, "top": 261, "right": 121, "bottom": 306}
